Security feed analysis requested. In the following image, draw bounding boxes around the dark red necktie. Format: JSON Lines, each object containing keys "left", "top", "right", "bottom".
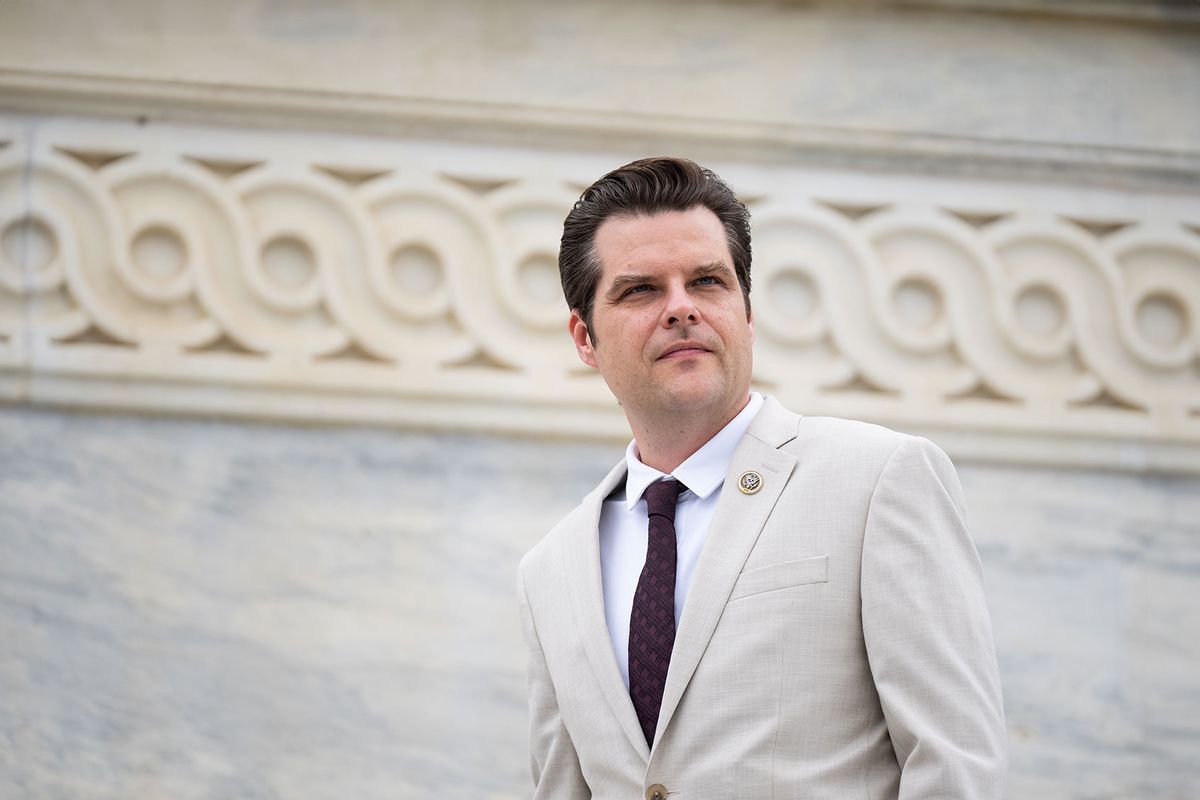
{"left": 628, "top": 478, "right": 684, "bottom": 747}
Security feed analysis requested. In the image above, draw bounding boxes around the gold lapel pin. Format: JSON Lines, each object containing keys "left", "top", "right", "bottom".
{"left": 737, "top": 470, "right": 763, "bottom": 495}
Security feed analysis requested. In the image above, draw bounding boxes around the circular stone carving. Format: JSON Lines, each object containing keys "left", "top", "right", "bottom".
{"left": 1, "top": 216, "right": 56, "bottom": 271}
{"left": 1015, "top": 284, "right": 1066, "bottom": 337}
{"left": 1135, "top": 291, "right": 1188, "bottom": 349}
{"left": 518, "top": 253, "right": 561, "bottom": 306}
{"left": 892, "top": 277, "right": 943, "bottom": 329}
{"left": 769, "top": 270, "right": 818, "bottom": 320}
{"left": 131, "top": 225, "right": 186, "bottom": 281}
{"left": 262, "top": 235, "right": 317, "bottom": 289}
{"left": 390, "top": 244, "right": 443, "bottom": 298}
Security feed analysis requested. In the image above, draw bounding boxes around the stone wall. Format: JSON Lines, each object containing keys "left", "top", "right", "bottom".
{"left": 2, "top": 1, "right": 1197, "bottom": 471}
{"left": 2, "top": 1, "right": 1198, "bottom": 797}
{"left": 2, "top": 407, "right": 1198, "bottom": 797}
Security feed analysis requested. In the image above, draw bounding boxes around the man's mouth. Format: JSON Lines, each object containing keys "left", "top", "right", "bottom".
{"left": 658, "top": 342, "right": 710, "bottom": 360}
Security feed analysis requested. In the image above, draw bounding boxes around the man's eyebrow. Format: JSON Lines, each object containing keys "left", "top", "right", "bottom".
{"left": 694, "top": 261, "right": 735, "bottom": 279}
{"left": 604, "top": 262, "right": 735, "bottom": 301}
{"left": 604, "top": 273, "right": 655, "bottom": 301}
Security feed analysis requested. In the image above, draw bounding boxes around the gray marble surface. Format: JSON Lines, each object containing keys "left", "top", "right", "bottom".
{"left": 2, "top": 406, "right": 1198, "bottom": 798}
{"left": 964, "top": 466, "right": 1200, "bottom": 798}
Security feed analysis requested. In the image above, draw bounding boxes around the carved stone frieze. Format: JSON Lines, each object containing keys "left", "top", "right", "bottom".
{"left": 1, "top": 116, "right": 1197, "bottom": 471}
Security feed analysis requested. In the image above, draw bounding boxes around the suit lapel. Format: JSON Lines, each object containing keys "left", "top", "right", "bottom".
{"left": 653, "top": 397, "right": 801, "bottom": 749}
{"left": 562, "top": 459, "right": 653, "bottom": 762}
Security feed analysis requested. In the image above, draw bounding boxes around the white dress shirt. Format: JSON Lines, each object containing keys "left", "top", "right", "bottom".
{"left": 598, "top": 392, "right": 764, "bottom": 689}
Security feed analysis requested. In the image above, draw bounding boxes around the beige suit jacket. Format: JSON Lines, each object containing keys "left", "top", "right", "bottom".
{"left": 518, "top": 397, "right": 1006, "bottom": 799}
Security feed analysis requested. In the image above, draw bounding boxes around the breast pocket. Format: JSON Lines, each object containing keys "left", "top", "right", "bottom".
{"left": 728, "top": 554, "right": 829, "bottom": 601}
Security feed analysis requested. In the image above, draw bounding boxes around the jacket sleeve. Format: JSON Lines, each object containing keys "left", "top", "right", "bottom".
{"left": 860, "top": 437, "right": 1008, "bottom": 799}
{"left": 518, "top": 564, "right": 591, "bottom": 799}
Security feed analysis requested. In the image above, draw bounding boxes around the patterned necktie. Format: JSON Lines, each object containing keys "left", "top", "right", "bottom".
{"left": 628, "top": 478, "right": 685, "bottom": 747}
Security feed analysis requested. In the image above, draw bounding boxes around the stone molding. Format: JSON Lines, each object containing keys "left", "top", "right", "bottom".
{"left": 2, "top": 68, "right": 1198, "bottom": 194}
{"left": 1, "top": 115, "right": 1198, "bottom": 473}
{"left": 896, "top": 0, "right": 1200, "bottom": 23}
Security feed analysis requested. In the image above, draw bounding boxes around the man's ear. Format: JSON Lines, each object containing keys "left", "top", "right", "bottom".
{"left": 568, "top": 310, "right": 598, "bottom": 369}
{"left": 747, "top": 303, "right": 755, "bottom": 345}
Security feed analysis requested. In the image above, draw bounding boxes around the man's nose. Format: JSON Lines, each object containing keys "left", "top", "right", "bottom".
{"left": 662, "top": 283, "right": 699, "bottom": 328}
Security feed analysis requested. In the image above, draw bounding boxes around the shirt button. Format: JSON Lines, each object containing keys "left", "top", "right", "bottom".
{"left": 645, "top": 784, "right": 668, "bottom": 800}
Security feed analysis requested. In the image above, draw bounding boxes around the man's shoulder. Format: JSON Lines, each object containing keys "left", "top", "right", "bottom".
{"left": 792, "top": 413, "right": 918, "bottom": 452}
{"left": 518, "top": 457, "right": 624, "bottom": 583}
{"left": 756, "top": 399, "right": 950, "bottom": 476}
{"left": 518, "top": 496, "right": 586, "bottom": 579}
{"left": 780, "top": 409, "right": 958, "bottom": 489}
{"left": 754, "top": 396, "right": 921, "bottom": 456}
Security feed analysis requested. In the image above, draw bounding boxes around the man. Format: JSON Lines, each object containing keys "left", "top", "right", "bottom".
{"left": 517, "top": 157, "right": 1006, "bottom": 799}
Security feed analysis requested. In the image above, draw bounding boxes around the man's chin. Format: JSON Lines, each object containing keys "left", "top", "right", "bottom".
{"left": 649, "top": 381, "right": 730, "bottom": 415}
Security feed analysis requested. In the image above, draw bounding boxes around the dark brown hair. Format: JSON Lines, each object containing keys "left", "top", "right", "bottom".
{"left": 559, "top": 157, "right": 752, "bottom": 339}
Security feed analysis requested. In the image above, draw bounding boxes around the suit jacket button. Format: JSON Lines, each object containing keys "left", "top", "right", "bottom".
{"left": 645, "top": 784, "right": 668, "bottom": 800}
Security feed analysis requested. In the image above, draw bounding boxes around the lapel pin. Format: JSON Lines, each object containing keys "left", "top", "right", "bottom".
{"left": 737, "top": 470, "right": 763, "bottom": 495}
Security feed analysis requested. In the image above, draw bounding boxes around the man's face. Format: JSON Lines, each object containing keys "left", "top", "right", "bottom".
{"left": 568, "top": 206, "right": 754, "bottom": 423}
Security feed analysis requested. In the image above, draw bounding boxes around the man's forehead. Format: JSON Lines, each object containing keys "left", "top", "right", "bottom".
{"left": 593, "top": 208, "right": 731, "bottom": 273}
{"left": 594, "top": 207, "right": 724, "bottom": 238}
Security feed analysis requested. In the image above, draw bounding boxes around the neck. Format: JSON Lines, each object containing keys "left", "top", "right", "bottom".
{"left": 628, "top": 393, "right": 750, "bottom": 474}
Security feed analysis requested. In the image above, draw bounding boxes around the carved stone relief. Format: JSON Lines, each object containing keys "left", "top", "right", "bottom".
{"left": 1, "top": 117, "right": 1197, "bottom": 470}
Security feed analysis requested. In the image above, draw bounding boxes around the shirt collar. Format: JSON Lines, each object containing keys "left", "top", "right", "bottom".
{"left": 623, "top": 392, "right": 765, "bottom": 510}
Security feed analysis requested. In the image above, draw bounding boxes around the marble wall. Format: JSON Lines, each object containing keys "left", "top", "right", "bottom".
{"left": 2, "top": 406, "right": 1198, "bottom": 798}
{"left": 2, "top": 2, "right": 1197, "bottom": 796}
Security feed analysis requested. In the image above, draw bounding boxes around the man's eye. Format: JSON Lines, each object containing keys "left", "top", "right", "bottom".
{"left": 695, "top": 276, "right": 721, "bottom": 286}
{"left": 623, "top": 284, "right": 653, "bottom": 297}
